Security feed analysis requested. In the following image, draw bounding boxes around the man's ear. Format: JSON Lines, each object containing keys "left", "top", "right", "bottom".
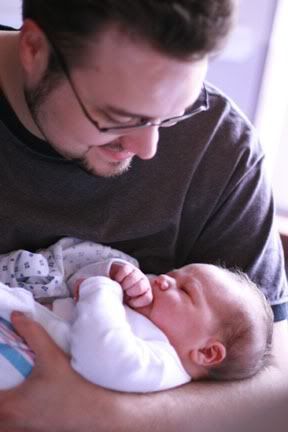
{"left": 190, "top": 341, "right": 226, "bottom": 367}
{"left": 19, "top": 19, "right": 49, "bottom": 76}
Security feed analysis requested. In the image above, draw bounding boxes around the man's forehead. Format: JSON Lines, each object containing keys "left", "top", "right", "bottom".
{"left": 66, "top": 24, "right": 207, "bottom": 122}
{"left": 79, "top": 24, "right": 206, "bottom": 73}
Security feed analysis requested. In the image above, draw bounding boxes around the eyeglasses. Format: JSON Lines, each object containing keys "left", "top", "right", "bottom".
{"left": 47, "top": 36, "right": 209, "bottom": 134}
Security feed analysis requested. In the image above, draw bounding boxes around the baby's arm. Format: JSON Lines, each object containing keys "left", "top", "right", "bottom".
{"left": 70, "top": 259, "right": 153, "bottom": 307}
{"left": 70, "top": 277, "right": 187, "bottom": 392}
{"left": 110, "top": 262, "right": 153, "bottom": 308}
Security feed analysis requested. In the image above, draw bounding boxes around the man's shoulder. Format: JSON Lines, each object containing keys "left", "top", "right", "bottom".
{"left": 201, "top": 82, "right": 262, "bottom": 162}
{"left": 160, "top": 81, "right": 261, "bottom": 164}
{"left": 204, "top": 81, "right": 254, "bottom": 129}
{"left": 0, "top": 24, "right": 17, "bottom": 31}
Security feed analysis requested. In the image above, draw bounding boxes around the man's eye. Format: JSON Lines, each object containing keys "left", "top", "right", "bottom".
{"left": 105, "top": 113, "right": 136, "bottom": 125}
{"left": 112, "top": 117, "right": 134, "bottom": 125}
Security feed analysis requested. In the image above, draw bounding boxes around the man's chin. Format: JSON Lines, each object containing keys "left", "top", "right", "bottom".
{"left": 79, "top": 157, "right": 132, "bottom": 177}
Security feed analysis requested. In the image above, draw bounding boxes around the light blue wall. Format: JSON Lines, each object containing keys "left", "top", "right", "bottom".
{"left": 1, "top": 0, "right": 22, "bottom": 28}
{"left": 207, "top": 0, "right": 278, "bottom": 121}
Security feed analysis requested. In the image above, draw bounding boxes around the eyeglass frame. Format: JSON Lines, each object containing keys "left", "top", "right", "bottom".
{"left": 45, "top": 34, "right": 209, "bottom": 134}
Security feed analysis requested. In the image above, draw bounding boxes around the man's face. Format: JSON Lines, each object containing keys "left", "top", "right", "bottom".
{"left": 23, "top": 26, "right": 208, "bottom": 177}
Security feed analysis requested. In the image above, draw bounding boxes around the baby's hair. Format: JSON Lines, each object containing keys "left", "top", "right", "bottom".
{"left": 206, "top": 267, "right": 273, "bottom": 381}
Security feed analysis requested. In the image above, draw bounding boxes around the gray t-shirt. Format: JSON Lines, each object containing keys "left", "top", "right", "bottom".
{"left": 0, "top": 81, "right": 287, "bottom": 321}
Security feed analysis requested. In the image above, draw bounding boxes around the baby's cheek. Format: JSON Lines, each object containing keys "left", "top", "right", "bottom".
{"left": 146, "top": 289, "right": 154, "bottom": 303}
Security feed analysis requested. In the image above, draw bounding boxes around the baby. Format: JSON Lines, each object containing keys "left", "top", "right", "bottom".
{"left": 0, "top": 238, "right": 273, "bottom": 391}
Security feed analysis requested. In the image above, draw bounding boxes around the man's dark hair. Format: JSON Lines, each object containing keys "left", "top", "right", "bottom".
{"left": 22, "top": 0, "right": 235, "bottom": 65}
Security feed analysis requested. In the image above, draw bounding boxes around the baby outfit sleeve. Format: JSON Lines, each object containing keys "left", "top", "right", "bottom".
{"left": 70, "top": 276, "right": 190, "bottom": 392}
{"left": 0, "top": 247, "right": 69, "bottom": 299}
{"left": 0, "top": 238, "right": 139, "bottom": 300}
{"left": 66, "top": 257, "right": 131, "bottom": 295}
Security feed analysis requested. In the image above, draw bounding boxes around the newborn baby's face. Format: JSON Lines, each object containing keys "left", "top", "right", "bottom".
{"left": 144, "top": 264, "right": 245, "bottom": 353}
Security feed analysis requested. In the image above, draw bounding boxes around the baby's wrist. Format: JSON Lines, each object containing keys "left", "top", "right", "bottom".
{"left": 73, "top": 278, "right": 86, "bottom": 302}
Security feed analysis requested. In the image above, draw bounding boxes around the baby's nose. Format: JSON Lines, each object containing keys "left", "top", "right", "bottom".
{"left": 156, "top": 274, "right": 177, "bottom": 290}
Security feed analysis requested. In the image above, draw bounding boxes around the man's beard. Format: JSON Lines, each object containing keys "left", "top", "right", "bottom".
{"left": 76, "top": 146, "right": 133, "bottom": 178}
{"left": 23, "top": 73, "right": 132, "bottom": 178}
{"left": 23, "top": 67, "right": 66, "bottom": 157}
{"left": 24, "top": 59, "right": 62, "bottom": 127}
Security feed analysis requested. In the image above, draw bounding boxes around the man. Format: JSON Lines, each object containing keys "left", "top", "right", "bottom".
{"left": 0, "top": 1, "right": 287, "bottom": 431}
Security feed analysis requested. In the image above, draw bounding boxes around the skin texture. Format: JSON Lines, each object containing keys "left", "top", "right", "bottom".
{"left": 3, "top": 20, "right": 207, "bottom": 177}
{"left": 0, "top": 21, "right": 288, "bottom": 432}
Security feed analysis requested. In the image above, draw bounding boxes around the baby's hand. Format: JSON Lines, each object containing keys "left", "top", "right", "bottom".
{"left": 110, "top": 262, "right": 153, "bottom": 308}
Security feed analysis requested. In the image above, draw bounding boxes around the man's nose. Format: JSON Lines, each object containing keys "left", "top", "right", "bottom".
{"left": 121, "top": 126, "right": 159, "bottom": 160}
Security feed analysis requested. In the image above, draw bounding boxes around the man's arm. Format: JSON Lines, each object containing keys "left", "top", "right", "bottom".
{"left": 0, "top": 313, "right": 287, "bottom": 432}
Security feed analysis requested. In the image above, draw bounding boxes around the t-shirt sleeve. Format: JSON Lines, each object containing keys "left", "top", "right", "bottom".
{"left": 177, "top": 95, "right": 288, "bottom": 322}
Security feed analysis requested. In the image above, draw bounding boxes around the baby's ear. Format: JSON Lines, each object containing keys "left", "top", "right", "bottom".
{"left": 190, "top": 341, "right": 226, "bottom": 367}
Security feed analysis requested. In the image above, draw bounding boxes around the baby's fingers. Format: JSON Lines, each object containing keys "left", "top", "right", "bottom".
{"left": 127, "top": 290, "right": 153, "bottom": 308}
{"left": 125, "top": 277, "right": 150, "bottom": 297}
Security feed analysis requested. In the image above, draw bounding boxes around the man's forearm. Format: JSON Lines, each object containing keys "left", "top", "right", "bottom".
{"left": 2, "top": 358, "right": 282, "bottom": 432}
{"left": 1, "top": 318, "right": 287, "bottom": 432}
{"left": 92, "top": 320, "right": 288, "bottom": 432}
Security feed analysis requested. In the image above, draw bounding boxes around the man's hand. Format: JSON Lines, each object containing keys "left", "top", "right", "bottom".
{"left": 0, "top": 312, "right": 116, "bottom": 432}
{"left": 110, "top": 262, "right": 153, "bottom": 308}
